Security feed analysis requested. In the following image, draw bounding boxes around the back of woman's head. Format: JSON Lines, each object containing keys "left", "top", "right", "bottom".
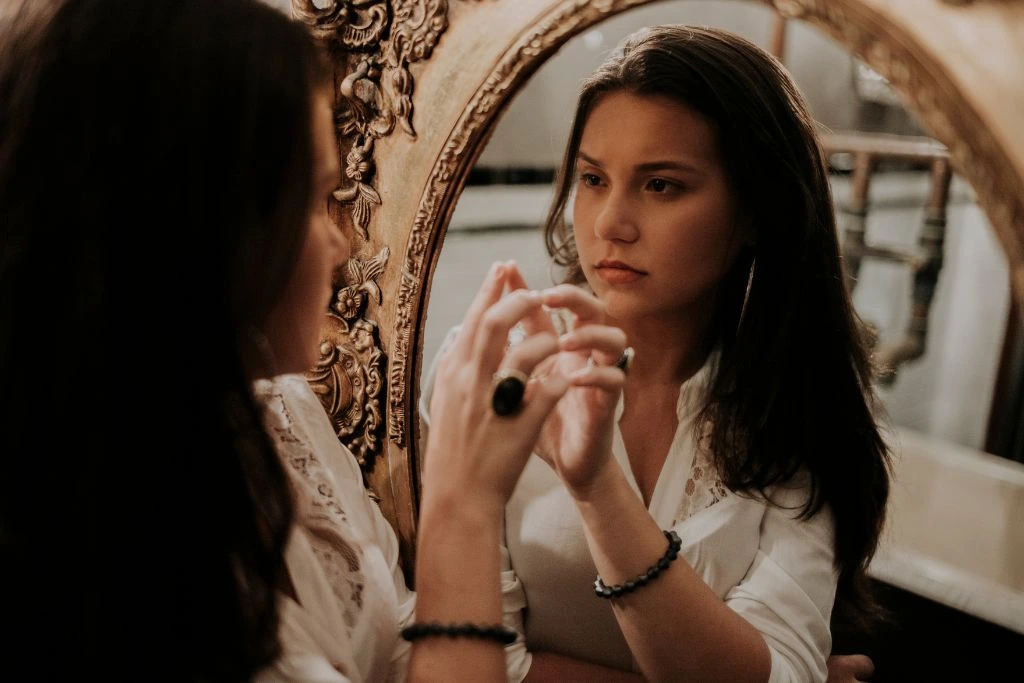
{"left": 545, "top": 25, "right": 891, "bottom": 639}
{"left": 0, "top": 0, "right": 327, "bottom": 677}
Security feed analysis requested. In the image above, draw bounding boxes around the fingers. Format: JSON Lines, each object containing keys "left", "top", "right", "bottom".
{"left": 504, "top": 261, "right": 557, "bottom": 337}
{"left": 500, "top": 331, "right": 559, "bottom": 378}
{"left": 504, "top": 261, "right": 529, "bottom": 291}
{"left": 567, "top": 364, "right": 626, "bottom": 393}
{"left": 845, "top": 654, "right": 874, "bottom": 679}
{"left": 451, "top": 261, "right": 507, "bottom": 359}
{"left": 540, "top": 284, "right": 606, "bottom": 325}
{"left": 520, "top": 371, "right": 570, "bottom": 424}
{"left": 473, "top": 288, "right": 544, "bottom": 377}
{"left": 559, "top": 325, "right": 627, "bottom": 366}
{"left": 827, "top": 654, "right": 874, "bottom": 682}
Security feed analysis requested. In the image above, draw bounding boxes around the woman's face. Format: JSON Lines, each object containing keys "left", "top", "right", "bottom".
{"left": 572, "top": 91, "right": 748, "bottom": 327}
{"left": 263, "top": 89, "right": 349, "bottom": 376}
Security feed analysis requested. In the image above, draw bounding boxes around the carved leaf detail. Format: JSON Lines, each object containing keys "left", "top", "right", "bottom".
{"left": 307, "top": 245, "right": 391, "bottom": 473}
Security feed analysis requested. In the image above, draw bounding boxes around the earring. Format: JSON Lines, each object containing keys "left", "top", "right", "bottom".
{"left": 736, "top": 257, "right": 756, "bottom": 334}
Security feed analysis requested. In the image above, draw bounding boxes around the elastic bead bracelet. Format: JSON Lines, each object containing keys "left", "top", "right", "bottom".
{"left": 400, "top": 622, "right": 517, "bottom": 645}
{"left": 594, "top": 529, "right": 682, "bottom": 599}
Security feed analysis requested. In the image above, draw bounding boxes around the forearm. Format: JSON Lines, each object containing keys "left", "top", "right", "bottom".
{"left": 526, "top": 651, "right": 645, "bottom": 682}
{"left": 407, "top": 493, "right": 506, "bottom": 683}
{"left": 571, "top": 462, "right": 771, "bottom": 683}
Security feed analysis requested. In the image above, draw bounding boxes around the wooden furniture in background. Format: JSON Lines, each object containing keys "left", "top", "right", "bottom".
{"left": 827, "top": 132, "right": 952, "bottom": 385}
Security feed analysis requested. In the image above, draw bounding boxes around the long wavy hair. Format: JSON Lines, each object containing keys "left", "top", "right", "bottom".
{"left": 0, "top": 0, "right": 327, "bottom": 678}
{"left": 544, "top": 25, "right": 891, "bottom": 639}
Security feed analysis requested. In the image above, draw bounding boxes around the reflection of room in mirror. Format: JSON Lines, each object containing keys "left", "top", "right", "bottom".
{"left": 261, "top": 0, "right": 1024, "bottom": 679}
{"left": 425, "top": 0, "right": 1010, "bottom": 457}
{"left": 420, "top": 5, "right": 1024, "bottom": 675}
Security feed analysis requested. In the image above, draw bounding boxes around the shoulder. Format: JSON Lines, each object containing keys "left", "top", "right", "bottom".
{"left": 758, "top": 472, "right": 836, "bottom": 550}
{"left": 255, "top": 374, "right": 365, "bottom": 484}
{"left": 253, "top": 374, "right": 322, "bottom": 422}
{"left": 255, "top": 374, "right": 329, "bottom": 445}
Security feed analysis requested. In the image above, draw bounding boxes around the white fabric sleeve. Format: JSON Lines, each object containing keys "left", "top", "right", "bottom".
{"left": 499, "top": 519, "right": 534, "bottom": 683}
{"left": 288, "top": 376, "right": 416, "bottom": 682}
{"left": 356, "top": 476, "right": 416, "bottom": 683}
{"left": 256, "top": 655, "right": 352, "bottom": 683}
{"left": 418, "top": 326, "right": 534, "bottom": 682}
{"left": 724, "top": 487, "right": 837, "bottom": 683}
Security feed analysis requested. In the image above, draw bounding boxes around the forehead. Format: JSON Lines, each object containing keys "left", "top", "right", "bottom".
{"left": 579, "top": 91, "right": 719, "bottom": 166}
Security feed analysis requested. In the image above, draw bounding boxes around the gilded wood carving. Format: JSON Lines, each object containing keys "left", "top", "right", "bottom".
{"left": 304, "top": 247, "right": 390, "bottom": 472}
{"left": 292, "top": 0, "right": 452, "bottom": 240}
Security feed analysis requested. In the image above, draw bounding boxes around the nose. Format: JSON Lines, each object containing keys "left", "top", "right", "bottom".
{"left": 593, "top": 187, "right": 640, "bottom": 243}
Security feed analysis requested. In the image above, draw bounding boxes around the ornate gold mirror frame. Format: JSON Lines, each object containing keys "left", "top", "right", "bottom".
{"left": 291, "top": 0, "right": 1024, "bottom": 573}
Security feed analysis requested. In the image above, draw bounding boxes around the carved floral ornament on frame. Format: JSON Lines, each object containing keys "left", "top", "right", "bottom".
{"left": 289, "top": 0, "right": 496, "bottom": 470}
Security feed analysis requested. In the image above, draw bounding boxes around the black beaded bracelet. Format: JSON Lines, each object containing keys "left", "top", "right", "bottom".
{"left": 594, "top": 529, "right": 682, "bottom": 599}
{"left": 400, "top": 621, "right": 517, "bottom": 645}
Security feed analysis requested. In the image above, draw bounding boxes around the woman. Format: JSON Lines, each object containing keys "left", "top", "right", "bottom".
{"left": 0, "top": 1, "right": 620, "bottom": 680}
{"left": 1, "top": 0, "right": 321, "bottom": 677}
{"left": 422, "top": 25, "right": 891, "bottom": 683}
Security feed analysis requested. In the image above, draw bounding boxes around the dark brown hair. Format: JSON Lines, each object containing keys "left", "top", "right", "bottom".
{"left": 545, "top": 25, "right": 891, "bottom": 639}
{"left": 0, "top": 0, "right": 327, "bottom": 678}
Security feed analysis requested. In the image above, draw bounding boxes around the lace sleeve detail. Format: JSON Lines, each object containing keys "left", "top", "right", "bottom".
{"left": 673, "top": 444, "right": 731, "bottom": 527}
{"left": 257, "top": 380, "right": 368, "bottom": 638}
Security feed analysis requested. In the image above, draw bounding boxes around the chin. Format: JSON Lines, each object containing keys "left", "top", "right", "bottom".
{"left": 598, "top": 291, "right": 646, "bottom": 320}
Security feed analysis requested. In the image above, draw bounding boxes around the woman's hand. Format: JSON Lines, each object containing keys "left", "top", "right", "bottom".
{"left": 826, "top": 654, "right": 874, "bottom": 682}
{"left": 505, "top": 267, "right": 629, "bottom": 498}
{"left": 421, "top": 261, "right": 572, "bottom": 516}
{"left": 413, "top": 262, "right": 575, "bottom": 683}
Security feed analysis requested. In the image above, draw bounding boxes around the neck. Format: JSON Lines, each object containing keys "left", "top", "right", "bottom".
{"left": 610, "top": 304, "right": 715, "bottom": 389}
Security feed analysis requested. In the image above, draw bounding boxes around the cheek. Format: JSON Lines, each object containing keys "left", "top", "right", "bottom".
{"left": 658, "top": 203, "right": 743, "bottom": 287}
{"left": 677, "top": 190, "right": 742, "bottom": 257}
{"left": 308, "top": 217, "right": 337, "bottom": 279}
{"left": 571, "top": 200, "right": 595, "bottom": 248}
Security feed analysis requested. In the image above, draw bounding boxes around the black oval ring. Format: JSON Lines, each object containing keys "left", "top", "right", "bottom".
{"left": 492, "top": 369, "right": 528, "bottom": 416}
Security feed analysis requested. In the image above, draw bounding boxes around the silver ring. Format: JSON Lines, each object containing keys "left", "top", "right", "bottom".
{"left": 492, "top": 369, "right": 528, "bottom": 416}
{"left": 614, "top": 347, "right": 635, "bottom": 374}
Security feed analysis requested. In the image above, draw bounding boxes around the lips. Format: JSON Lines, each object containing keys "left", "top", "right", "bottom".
{"left": 594, "top": 259, "right": 645, "bottom": 285}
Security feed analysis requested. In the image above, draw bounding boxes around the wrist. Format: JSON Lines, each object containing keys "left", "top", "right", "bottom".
{"left": 421, "top": 451, "right": 509, "bottom": 523}
{"left": 565, "top": 457, "right": 625, "bottom": 504}
{"left": 419, "top": 485, "right": 505, "bottom": 535}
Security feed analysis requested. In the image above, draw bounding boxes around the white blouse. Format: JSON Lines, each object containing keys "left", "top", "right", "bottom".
{"left": 421, "top": 328, "right": 838, "bottom": 683}
{"left": 254, "top": 375, "right": 415, "bottom": 683}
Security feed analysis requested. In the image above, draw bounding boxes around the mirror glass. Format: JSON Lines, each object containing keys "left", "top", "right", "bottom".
{"left": 423, "top": 0, "right": 1011, "bottom": 456}
{"left": 420, "top": 0, "right": 1021, "bottom": 669}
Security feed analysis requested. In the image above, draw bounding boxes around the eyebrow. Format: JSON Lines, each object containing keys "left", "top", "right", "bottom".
{"left": 577, "top": 151, "right": 704, "bottom": 175}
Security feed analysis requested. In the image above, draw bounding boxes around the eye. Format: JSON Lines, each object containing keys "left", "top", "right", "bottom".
{"left": 647, "top": 177, "right": 673, "bottom": 193}
{"left": 579, "top": 173, "right": 603, "bottom": 188}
